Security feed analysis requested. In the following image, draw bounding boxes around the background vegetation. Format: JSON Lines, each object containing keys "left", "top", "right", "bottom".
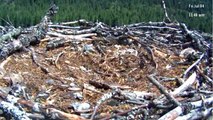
{"left": 0, "top": 0, "right": 212, "bottom": 33}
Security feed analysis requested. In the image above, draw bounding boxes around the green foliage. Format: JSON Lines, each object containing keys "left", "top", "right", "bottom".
{"left": 0, "top": 0, "right": 212, "bottom": 33}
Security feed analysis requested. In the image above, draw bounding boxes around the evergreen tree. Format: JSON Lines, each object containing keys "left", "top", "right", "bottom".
{"left": 0, "top": 0, "right": 211, "bottom": 33}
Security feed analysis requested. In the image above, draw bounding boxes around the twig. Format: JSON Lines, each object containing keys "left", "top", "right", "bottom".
{"left": 0, "top": 4, "right": 58, "bottom": 60}
{"left": 162, "top": 0, "right": 171, "bottom": 23}
{"left": 0, "top": 28, "right": 21, "bottom": 43}
{"left": 30, "top": 47, "right": 49, "bottom": 74}
{"left": 132, "top": 25, "right": 178, "bottom": 31}
{"left": 0, "top": 92, "right": 41, "bottom": 112}
{"left": 46, "top": 32, "right": 96, "bottom": 41}
{"left": 120, "top": 90, "right": 156, "bottom": 101}
{"left": 159, "top": 96, "right": 213, "bottom": 120}
{"left": 88, "top": 80, "right": 112, "bottom": 90}
{"left": 46, "top": 108, "right": 87, "bottom": 120}
{"left": 100, "top": 104, "right": 148, "bottom": 120}
{"left": 147, "top": 46, "right": 158, "bottom": 69}
{"left": 182, "top": 53, "right": 204, "bottom": 79}
{"left": 60, "top": 20, "right": 79, "bottom": 25}
{"left": 0, "top": 56, "right": 11, "bottom": 77}
{"left": 0, "top": 100, "right": 30, "bottom": 120}
{"left": 55, "top": 51, "right": 65, "bottom": 69}
{"left": 0, "top": 91, "right": 86, "bottom": 120}
{"left": 48, "top": 24, "right": 81, "bottom": 29}
{"left": 171, "top": 72, "right": 197, "bottom": 96}
{"left": 83, "top": 83, "right": 103, "bottom": 94}
{"left": 90, "top": 89, "right": 120, "bottom": 120}
{"left": 175, "top": 107, "right": 213, "bottom": 120}
{"left": 196, "top": 66, "right": 213, "bottom": 85}
{"left": 53, "top": 22, "right": 102, "bottom": 35}
{"left": 147, "top": 74, "right": 181, "bottom": 106}
{"left": 60, "top": 19, "right": 93, "bottom": 26}
{"left": 180, "top": 23, "right": 207, "bottom": 52}
{"left": 26, "top": 113, "right": 45, "bottom": 119}
{"left": 89, "top": 80, "right": 131, "bottom": 90}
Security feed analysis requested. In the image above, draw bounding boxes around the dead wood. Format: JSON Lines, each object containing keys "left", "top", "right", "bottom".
{"left": 171, "top": 72, "right": 197, "bottom": 96}
{"left": 0, "top": 28, "right": 21, "bottom": 43}
{"left": 162, "top": 0, "right": 171, "bottom": 23}
{"left": 158, "top": 96, "right": 213, "bottom": 120}
{"left": 147, "top": 74, "right": 181, "bottom": 106}
{"left": 0, "top": 4, "right": 58, "bottom": 59}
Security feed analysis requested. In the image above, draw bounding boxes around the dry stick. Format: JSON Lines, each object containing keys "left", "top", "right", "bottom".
{"left": 83, "top": 84, "right": 103, "bottom": 95}
{"left": 71, "top": 109, "right": 93, "bottom": 115}
{"left": 0, "top": 4, "right": 58, "bottom": 60}
{"left": 89, "top": 80, "right": 112, "bottom": 90}
{"left": 0, "top": 28, "right": 21, "bottom": 43}
{"left": 171, "top": 72, "right": 197, "bottom": 96}
{"left": 147, "top": 46, "right": 158, "bottom": 69}
{"left": 60, "top": 19, "right": 91, "bottom": 26}
{"left": 174, "top": 107, "right": 213, "bottom": 120}
{"left": 54, "top": 51, "right": 64, "bottom": 69}
{"left": 162, "top": 0, "right": 171, "bottom": 23}
{"left": 0, "top": 25, "right": 4, "bottom": 30}
{"left": 52, "top": 22, "right": 102, "bottom": 35}
{"left": 46, "top": 32, "right": 96, "bottom": 41}
{"left": 182, "top": 53, "right": 204, "bottom": 79}
{"left": 0, "top": 92, "right": 41, "bottom": 112}
{"left": 26, "top": 113, "right": 45, "bottom": 120}
{"left": 0, "top": 56, "right": 11, "bottom": 78}
{"left": 180, "top": 23, "right": 207, "bottom": 52}
{"left": 147, "top": 75, "right": 181, "bottom": 106}
{"left": 158, "top": 96, "right": 213, "bottom": 120}
{"left": 127, "top": 21, "right": 165, "bottom": 27}
{"left": 46, "top": 108, "right": 87, "bottom": 120}
{"left": 0, "top": 91, "right": 85, "bottom": 120}
{"left": 60, "top": 20, "right": 79, "bottom": 25}
{"left": 120, "top": 90, "right": 156, "bottom": 101}
{"left": 89, "top": 80, "right": 132, "bottom": 90}
{"left": 132, "top": 26, "right": 178, "bottom": 31}
{"left": 100, "top": 104, "right": 148, "bottom": 120}
{"left": 90, "top": 89, "right": 119, "bottom": 120}
{"left": 30, "top": 47, "right": 49, "bottom": 74}
{"left": 0, "top": 100, "right": 30, "bottom": 120}
{"left": 48, "top": 24, "right": 81, "bottom": 29}
{"left": 196, "top": 66, "right": 213, "bottom": 85}
{"left": 0, "top": 92, "right": 34, "bottom": 120}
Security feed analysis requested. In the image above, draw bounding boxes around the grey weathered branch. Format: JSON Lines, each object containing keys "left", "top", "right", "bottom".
{"left": 0, "top": 4, "right": 58, "bottom": 59}
{"left": 0, "top": 100, "right": 30, "bottom": 120}
{"left": 46, "top": 108, "right": 86, "bottom": 120}
{"left": 131, "top": 26, "right": 178, "bottom": 31}
{"left": 196, "top": 66, "right": 213, "bottom": 85}
{"left": 30, "top": 47, "right": 49, "bottom": 73}
{"left": 90, "top": 89, "right": 120, "bottom": 120}
{"left": 162, "top": 0, "right": 171, "bottom": 23}
{"left": 175, "top": 107, "right": 213, "bottom": 120}
{"left": 46, "top": 33, "right": 96, "bottom": 50}
{"left": 0, "top": 28, "right": 21, "bottom": 43}
{"left": 180, "top": 23, "right": 208, "bottom": 52}
{"left": 147, "top": 74, "right": 181, "bottom": 106}
{"left": 50, "top": 22, "right": 102, "bottom": 35}
{"left": 158, "top": 96, "right": 213, "bottom": 120}
{"left": 171, "top": 72, "right": 197, "bottom": 96}
{"left": 46, "top": 31, "right": 96, "bottom": 40}
{"left": 182, "top": 53, "right": 204, "bottom": 79}
{"left": 48, "top": 24, "right": 81, "bottom": 29}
